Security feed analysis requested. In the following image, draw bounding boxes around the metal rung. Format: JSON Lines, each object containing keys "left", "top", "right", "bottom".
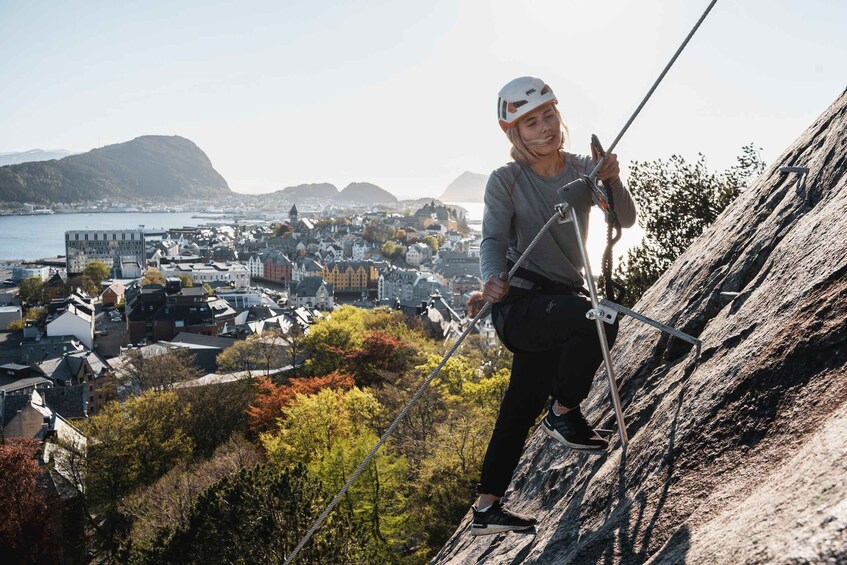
{"left": 599, "top": 299, "right": 702, "bottom": 359}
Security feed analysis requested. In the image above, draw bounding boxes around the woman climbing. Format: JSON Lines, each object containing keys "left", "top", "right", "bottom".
{"left": 469, "top": 76, "right": 638, "bottom": 535}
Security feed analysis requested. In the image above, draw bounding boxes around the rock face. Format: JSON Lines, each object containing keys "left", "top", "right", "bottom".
{"left": 0, "top": 135, "right": 230, "bottom": 203}
{"left": 435, "top": 90, "right": 847, "bottom": 563}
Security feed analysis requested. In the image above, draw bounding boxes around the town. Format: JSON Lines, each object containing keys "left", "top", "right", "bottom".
{"left": 0, "top": 198, "right": 488, "bottom": 429}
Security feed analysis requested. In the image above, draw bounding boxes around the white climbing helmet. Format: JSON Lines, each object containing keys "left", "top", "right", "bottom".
{"left": 497, "top": 76, "right": 558, "bottom": 132}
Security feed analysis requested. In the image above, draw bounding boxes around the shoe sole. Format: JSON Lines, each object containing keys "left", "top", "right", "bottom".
{"left": 541, "top": 422, "right": 608, "bottom": 453}
{"left": 469, "top": 523, "right": 535, "bottom": 536}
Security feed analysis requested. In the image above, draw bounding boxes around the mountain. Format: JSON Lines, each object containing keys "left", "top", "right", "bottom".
{"left": 0, "top": 149, "right": 73, "bottom": 166}
{"left": 436, "top": 89, "right": 847, "bottom": 563}
{"left": 337, "top": 182, "right": 397, "bottom": 204}
{"left": 438, "top": 171, "right": 488, "bottom": 203}
{"left": 277, "top": 183, "right": 339, "bottom": 199}
{"left": 0, "top": 135, "right": 230, "bottom": 204}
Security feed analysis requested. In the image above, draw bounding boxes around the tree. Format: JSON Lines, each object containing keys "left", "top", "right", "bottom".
{"left": 141, "top": 268, "right": 165, "bottom": 286}
{"left": 122, "top": 434, "right": 263, "bottom": 554}
{"left": 0, "top": 439, "right": 61, "bottom": 563}
{"left": 84, "top": 260, "right": 111, "bottom": 287}
{"left": 177, "top": 378, "right": 257, "bottom": 457}
{"left": 615, "top": 144, "right": 765, "bottom": 306}
{"left": 303, "top": 306, "right": 368, "bottom": 375}
{"left": 18, "top": 275, "right": 45, "bottom": 306}
{"left": 262, "top": 387, "right": 408, "bottom": 558}
{"left": 177, "top": 274, "right": 193, "bottom": 287}
{"left": 423, "top": 234, "right": 439, "bottom": 254}
{"left": 247, "top": 371, "right": 355, "bottom": 434}
{"left": 381, "top": 240, "right": 397, "bottom": 259}
{"left": 328, "top": 330, "right": 417, "bottom": 387}
{"left": 66, "top": 274, "right": 99, "bottom": 296}
{"left": 138, "top": 464, "right": 368, "bottom": 564}
{"left": 119, "top": 347, "right": 202, "bottom": 392}
{"left": 56, "top": 391, "right": 194, "bottom": 558}
{"left": 216, "top": 330, "right": 288, "bottom": 377}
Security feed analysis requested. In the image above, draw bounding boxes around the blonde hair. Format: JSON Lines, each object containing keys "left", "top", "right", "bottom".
{"left": 506, "top": 105, "right": 569, "bottom": 166}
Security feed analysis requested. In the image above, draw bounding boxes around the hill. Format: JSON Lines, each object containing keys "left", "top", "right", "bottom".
{"left": 277, "top": 183, "right": 339, "bottom": 199}
{"left": 438, "top": 171, "right": 487, "bottom": 203}
{"left": 0, "top": 149, "right": 73, "bottom": 166}
{"left": 0, "top": 135, "right": 230, "bottom": 204}
{"left": 435, "top": 89, "right": 847, "bottom": 563}
{"left": 336, "top": 182, "right": 397, "bottom": 204}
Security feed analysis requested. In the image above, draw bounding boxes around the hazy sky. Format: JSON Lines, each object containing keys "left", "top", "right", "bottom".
{"left": 1, "top": 0, "right": 844, "bottom": 199}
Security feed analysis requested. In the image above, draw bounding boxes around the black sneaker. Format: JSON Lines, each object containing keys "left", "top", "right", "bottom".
{"left": 541, "top": 405, "right": 609, "bottom": 452}
{"left": 469, "top": 500, "right": 537, "bottom": 536}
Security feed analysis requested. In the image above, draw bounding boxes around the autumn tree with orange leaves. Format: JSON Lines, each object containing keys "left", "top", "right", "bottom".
{"left": 247, "top": 371, "right": 355, "bottom": 434}
{"left": 0, "top": 439, "right": 61, "bottom": 563}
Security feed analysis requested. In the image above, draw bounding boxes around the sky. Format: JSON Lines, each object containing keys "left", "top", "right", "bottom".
{"left": 1, "top": 0, "right": 845, "bottom": 200}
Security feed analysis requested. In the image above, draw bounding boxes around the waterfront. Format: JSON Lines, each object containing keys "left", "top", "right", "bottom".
{"left": 0, "top": 212, "right": 239, "bottom": 262}
{"left": 0, "top": 203, "right": 640, "bottom": 266}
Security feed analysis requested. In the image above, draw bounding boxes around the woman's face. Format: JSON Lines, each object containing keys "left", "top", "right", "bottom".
{"left": 516, "top": 103, "right": 561, "bottom": 154}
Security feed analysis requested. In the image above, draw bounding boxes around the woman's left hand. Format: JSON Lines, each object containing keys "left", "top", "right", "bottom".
{"left": 598, "top": 152, "right": 620, "bottom": 182}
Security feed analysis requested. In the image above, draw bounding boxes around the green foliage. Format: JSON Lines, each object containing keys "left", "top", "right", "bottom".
{"left": 56, "top": 391, "right": 194, "bottom": 558}
{"left": 177, "top": 379, "right": 256, "bottom": 458}
{"left": 84, "top": 260, "right": 111, "bottom": 286}
{"left": 6, "top": 318, "right": 25, "bottom": 331}
{"left": 416, "top": 354, "right": 476, "bottom": 396}
{"left": 122, "top": 434, "right": 263, "bottom": 554}
{"left": 263, "top": 387, "right": 409, "bottom": 557}
{"left": 81, "top": 391, "right": 194, "bottom": 505}
{"left": 422, "top": 235, "right": 439, "bottom": 254}
{"left": 177, "top": 274, "right": 193, "bottom": 287}
{"left": 18, "top": 276, "right": 45, "bottom": 306}
{"left": 138, "top": 463, "right": 369, "bottom": 564}
{"left": 381, "top": 240, "right": 397, "bottom": 258}
{"left": 141, "top": 268, "right": 165, "bottom": 286}
{"left": 616, "top": 144, "right": 765, "bottom": 306}
{"left": 304, "top": 306, "right": 368, "bottom": 375}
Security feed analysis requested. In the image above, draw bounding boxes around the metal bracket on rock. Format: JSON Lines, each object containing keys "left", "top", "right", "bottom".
{"left": 587, "top": 306, "right": 618, "bottom": 324}
{"left": 599, "top": 299, "right": 703, "bottom": 360}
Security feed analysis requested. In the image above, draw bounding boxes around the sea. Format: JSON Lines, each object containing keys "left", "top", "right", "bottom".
{"left": 0, "top": 212, "right": 236, "bottom": 262}
{"left": 0, "top": 202, "right": 640, "bottom": 265}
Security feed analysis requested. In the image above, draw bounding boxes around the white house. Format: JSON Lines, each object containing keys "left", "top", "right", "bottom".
{"left": 352, "top": 239, "right": 370, "bottom": 261}
{"left": 244, "top": 253, "right": 265, "bottom": 278}
{"left": 289, "top": 276, "right": 334, "bottom": 310}
{"left": 46, "top": 303, "right": 94, "bottom": 349}
{"left": 406, "top": 243, "right": 433, "bottom": 267}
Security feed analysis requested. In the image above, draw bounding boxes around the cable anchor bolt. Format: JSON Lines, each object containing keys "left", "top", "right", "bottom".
{"left": 586, "top": 306, "right": 618, "bottom": 324}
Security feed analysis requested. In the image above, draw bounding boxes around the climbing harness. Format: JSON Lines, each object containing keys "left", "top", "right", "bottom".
{"left": 284, "top": 1, "right": 716, "bottom": 561}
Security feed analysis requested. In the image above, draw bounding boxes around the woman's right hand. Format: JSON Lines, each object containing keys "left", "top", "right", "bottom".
{"left": 483, "top": 274, "right": 510, "bottom": 304}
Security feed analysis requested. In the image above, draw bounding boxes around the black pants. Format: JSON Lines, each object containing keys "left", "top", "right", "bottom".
{"left": 478, "top": 286, "right": 618, "bottom": 497}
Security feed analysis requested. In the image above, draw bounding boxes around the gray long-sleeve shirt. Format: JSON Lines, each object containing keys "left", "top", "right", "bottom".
{"left": 480, "top": 152, "right": 637, "bottom": 287}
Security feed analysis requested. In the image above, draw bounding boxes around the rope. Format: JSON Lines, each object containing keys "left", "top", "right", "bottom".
{"left": 285, "top": 2, "right": 719, "bottom": 560}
